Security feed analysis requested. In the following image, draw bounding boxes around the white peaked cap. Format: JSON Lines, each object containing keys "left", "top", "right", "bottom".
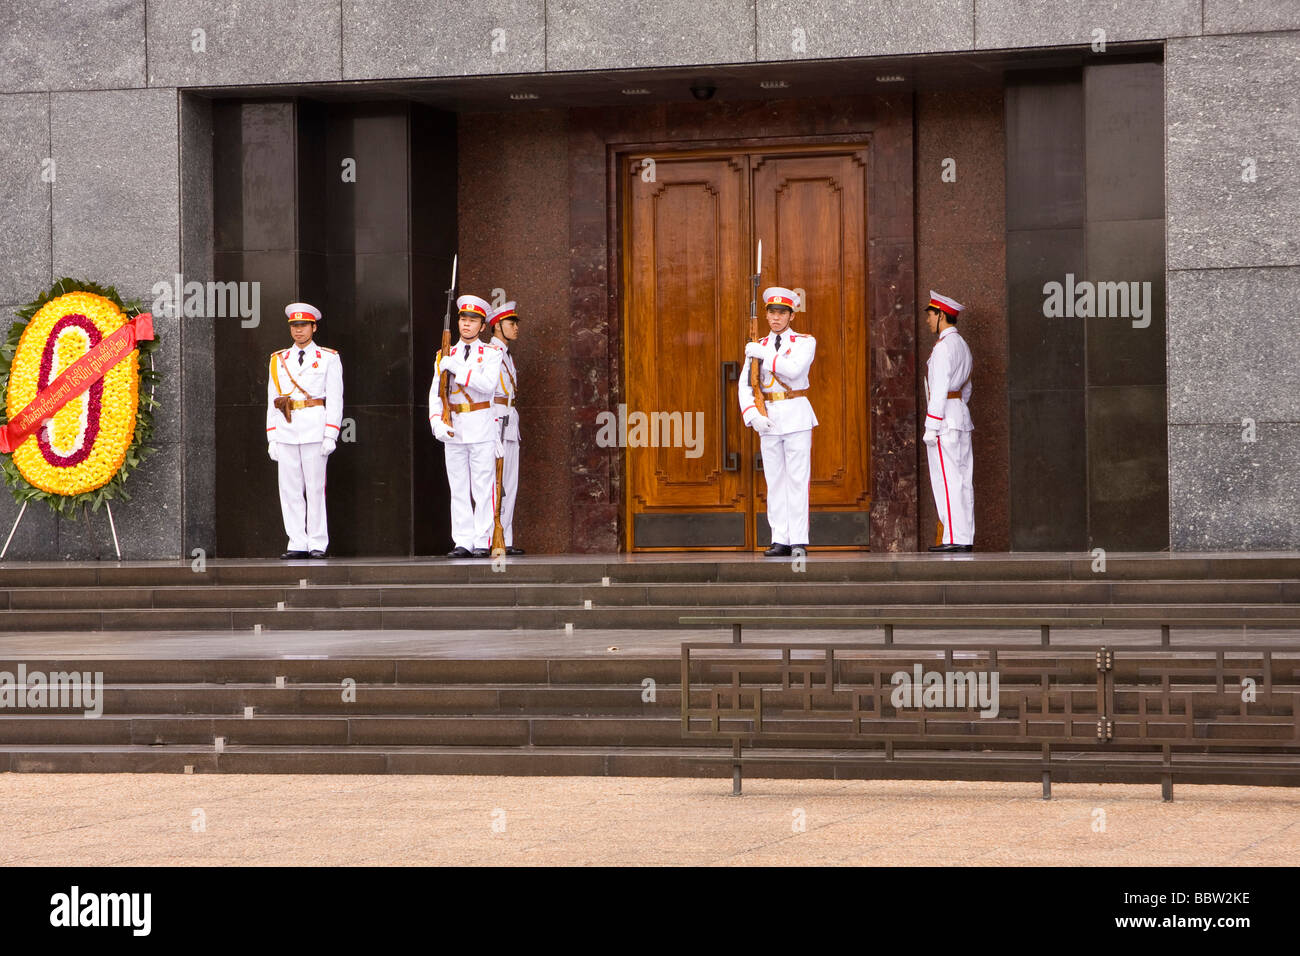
{"left": 927, "top": 290, "right": 965, "bottom": 316}
{"left": 487, "top": 301, "right": 518, "bottom": 325}
{"left": 763, "top": 287, "right": 800, "bottom": 309}
{"left": 456, "top": 295, "right": 490, "bottom": 318}
{"left": 285, "top": 302, "right": 321, "bottom": 322}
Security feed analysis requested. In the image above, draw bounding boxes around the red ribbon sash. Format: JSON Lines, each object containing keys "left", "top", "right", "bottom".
{"left": 0, "top": 312, "right": 154, "bottom": 454}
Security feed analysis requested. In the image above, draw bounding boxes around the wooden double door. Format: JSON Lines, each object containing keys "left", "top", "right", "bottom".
{"left": 623, "top": 144, "right": 871, "bottom": 550}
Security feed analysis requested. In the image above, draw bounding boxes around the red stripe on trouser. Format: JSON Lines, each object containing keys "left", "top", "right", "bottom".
{"left": 937, "top": 437, "right": 954, "bottom": 544}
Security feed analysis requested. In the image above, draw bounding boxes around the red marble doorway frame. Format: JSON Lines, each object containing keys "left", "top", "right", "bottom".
{"left": 567, "top": 95, "right": 917, "bottom": 553}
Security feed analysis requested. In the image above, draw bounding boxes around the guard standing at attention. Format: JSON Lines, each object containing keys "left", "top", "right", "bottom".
{"left": 487, "top": 300, "right": 524, "bottom": 555}
{"left": 923, "top": 290, "right": 975, "bottom": 553}
{"left": 739, "top": 287, "right": 818, "bottom": 557}
{"left": 266, "top": 302, "right": 343, "bottom": 559}
{"left": 430, "top": 294, "right": 505, "bottom": 557}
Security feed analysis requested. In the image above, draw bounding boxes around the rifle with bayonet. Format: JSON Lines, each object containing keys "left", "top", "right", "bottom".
{"left": 439, "top": 254, "right": 458, "bottom": 436}
{"left": 748, "top": 240, "right": 767, "bottom": 419}
{"left": 491, "top": 414, "right": 507, "bottom": 558}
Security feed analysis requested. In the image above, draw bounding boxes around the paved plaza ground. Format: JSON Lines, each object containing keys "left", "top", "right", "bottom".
{"left": 1, "top": 774, "right": 1295, "bottom": 866}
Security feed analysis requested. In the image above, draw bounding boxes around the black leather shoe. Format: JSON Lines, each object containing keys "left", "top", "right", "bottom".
{"left": 308, "top": 550, "right": 327, "bottom": 559}
{"left": 506, "top": 547, "right": 525, "bottom": 555}
{"left": 446, "top": 547, "right": 472, "bottom": 558}
{"left": 928, "top": 544, "right": 971, "bottom": 553}
{"left": 764, "top": 544, "right": 792, "bottom": 557}
{"left": 471, "top": 548, "right": 491, "bottom": 557}
{"left": 280, "top": 550, "right": 308, "bottom": 559}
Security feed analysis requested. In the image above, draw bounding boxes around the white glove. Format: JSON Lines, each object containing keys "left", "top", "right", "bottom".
{"left": 267, "top": 442, "right": 280, "bottom": 463}
{"left": 923, "top": 428, "right": 939, "bottom": 446}
{"left": 752, "top": 416, "right": 775, "bottom": 437}
{"left": 441, "top": 351, "right": 467, "bottom": 375}
{"left": 322, "top": 437, "right": 337, "bottom": 456}
{"left": 744, "top": 342, "right": 767, "bottom": 361}
{"left": 433, "top": 419, "right": 452, "bottom": 443}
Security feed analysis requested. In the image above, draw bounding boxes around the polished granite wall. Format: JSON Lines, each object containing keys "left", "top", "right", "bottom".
{"left": 1, "top": 2, "right": 1297, "bottom": 555}
{"left": 572, "top": 95, "right": 916, "bottom": 553}
{"left": 457, "top": 110, "right": 572, "bottom": 556}
{"left": 1165, "top": 30, "right": 1300, "bottom": 549}
{"left": 914, "top": 89, "right": 1009, "bottom": 552}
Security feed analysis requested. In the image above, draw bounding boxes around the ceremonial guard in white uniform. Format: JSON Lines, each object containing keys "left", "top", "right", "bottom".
{"left": 487, "top": 301, "right": 524, "bottom": 555}
{"left": 922, "top": 291, "right": 975, "bottom": 552}
{"left": 266, "top": 302, "right": 343, "bottom": 558}
{"left": 739, "top": 287, "right": 818, "bottom": 556}
{"left": 430, "top": 295, "right": 504, "bottom": 557}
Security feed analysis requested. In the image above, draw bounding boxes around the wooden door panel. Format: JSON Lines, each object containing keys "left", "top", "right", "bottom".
{"left": 752, "top": 151, "right": 871, "bottom": 511}
{"left": 624, "top": 145, "right": 871, "bottom": 550}
{"left": 626, "top": 156, "right": 750, "bottom": 519}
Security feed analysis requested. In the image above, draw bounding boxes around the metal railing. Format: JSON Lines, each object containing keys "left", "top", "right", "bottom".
{"left": 679, "top": 616, "right": 1300, "bottom": 800}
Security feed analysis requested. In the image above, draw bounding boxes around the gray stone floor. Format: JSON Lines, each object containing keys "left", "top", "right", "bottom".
{"left": 2, "top": 626, "right": 1297, "bottom": 659}
{"left": 1, "top": 774, "right": 1296, "bottom": 866}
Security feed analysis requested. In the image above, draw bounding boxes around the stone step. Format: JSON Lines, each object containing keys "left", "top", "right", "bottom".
{"left": 5, "top": 712, "right": 1296, "bottom": 750}
{"left": 0, "top": 658, "right": 688, "bottom": 684}
{"left": 0, "top": 684, "right": 690, "bottom": 716}
{"left": 1, "top": 555, "right": 1298, "bottom": 590}
{"left": 1, "top": 600, "right": 1297, "bottom": 632}
{"left": 4, "top": 743, "right": 1299, "bottom": 786}
{"left": 4, "top": 578, "right": 1299, "bottom": 611}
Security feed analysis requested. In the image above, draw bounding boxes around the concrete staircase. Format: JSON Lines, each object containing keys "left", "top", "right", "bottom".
{"left": 1, "top": 554, "right": 1297, "bottom": 778}
{"left": 1, "top": 554, "right": 1298, "bottom": 632}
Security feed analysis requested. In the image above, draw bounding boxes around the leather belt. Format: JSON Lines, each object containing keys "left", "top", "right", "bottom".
{"left": 450, "top": 401, "right": 491, "bottom": 413}
{"left": 766, "top": 389, "right": 809, "bottom": 402}
{"left": 493, "top": 397, "right": 516, "bottom": 407}
{"left": 273, "top": 395, "right": 324, "bottom": 423}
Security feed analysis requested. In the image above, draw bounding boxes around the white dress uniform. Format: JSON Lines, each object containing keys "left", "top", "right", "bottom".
{"left": 266, "top": 303, "right": 343, "bottom": 555}
{"left": 739, "top": 287, "right": 819, "bottom": 548}
{"left": 430, "top": 295, "right": 505, "bottom": 552}
{"left": 487, "top": 302, "right": 521, "bottom": 549}
{"left": 923, "top": 292, "right": 975, "bottom": 547}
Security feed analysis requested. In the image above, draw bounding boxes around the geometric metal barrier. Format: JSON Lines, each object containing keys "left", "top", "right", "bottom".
{"left": 681, "top": 631, "right": 1300, "bottom": 800}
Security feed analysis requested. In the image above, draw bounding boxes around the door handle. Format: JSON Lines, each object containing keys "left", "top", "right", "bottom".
{"left": 721, "top": 361, "right": 739, "bottom": 472}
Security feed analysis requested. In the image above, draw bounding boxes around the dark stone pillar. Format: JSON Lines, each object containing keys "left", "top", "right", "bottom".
{"left": 1006, "top": 74, "right": 1089, "bottom": 551}
{"left": 1005, "top": 59, "right": 1168, "bottom": 552}
{"left": 1083, "top": 61, "right": 1169, "bottom": 550}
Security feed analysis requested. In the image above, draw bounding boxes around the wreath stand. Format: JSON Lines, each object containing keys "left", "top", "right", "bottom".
{"left": 0, "top": 500, "right": 122, "bottom": 560}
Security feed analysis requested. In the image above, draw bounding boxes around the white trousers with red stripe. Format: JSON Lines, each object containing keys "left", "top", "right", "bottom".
{"left": 277, "top": 442, "right": 329, "bottom": 552}
{"left": 927, "top": 429, "right": 974, "bottom": 546}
